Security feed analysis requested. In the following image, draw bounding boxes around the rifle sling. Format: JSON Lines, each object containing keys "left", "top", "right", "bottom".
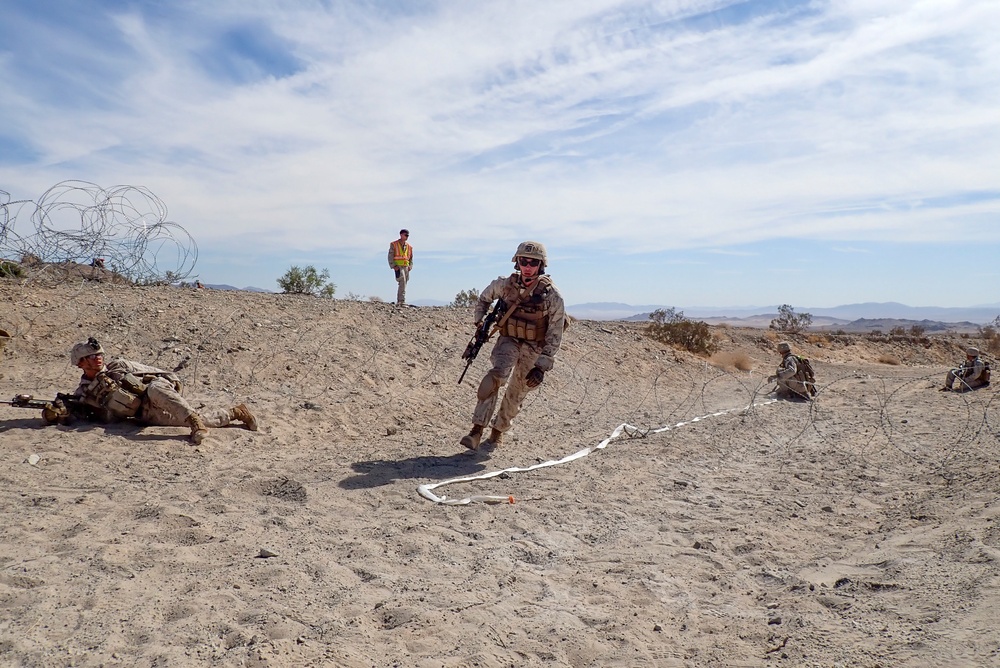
{"left": 490, "top": 278, "right": 542, "bottom": 337}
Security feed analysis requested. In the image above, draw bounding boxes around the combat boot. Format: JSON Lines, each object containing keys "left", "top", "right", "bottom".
{"left": 460, "top": 424, "right": 483, "bottom": 450}
{"left": 187, "top": 413, "right": 209, "bottom": 445}
{"left": 482, "top": 428, "right": 504, "bottom": 449}
{"left": 230, "top": 403, "right": 258, "bottom": 431}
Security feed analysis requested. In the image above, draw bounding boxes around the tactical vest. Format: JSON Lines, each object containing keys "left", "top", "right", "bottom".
{"left": 80, "top": 372, "right": 148, "bottom": 419}
{"left": 500, "top": 276, "right": 552, "bottom": 342}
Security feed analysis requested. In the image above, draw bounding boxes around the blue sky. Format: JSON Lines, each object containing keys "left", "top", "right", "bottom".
{"left": 2, "top": 0, "right": 999, "bottom": 308}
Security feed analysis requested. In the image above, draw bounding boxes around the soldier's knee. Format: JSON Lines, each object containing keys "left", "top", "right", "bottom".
{"left": 477, "top": 370, "right": 506, "bottom": 401}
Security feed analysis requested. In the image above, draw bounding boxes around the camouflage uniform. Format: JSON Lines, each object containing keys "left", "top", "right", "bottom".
{"left": 75, "top": 359, "right": 234, "bottom": 428}
{"left": 70, "top": 338, "right": 257, "bottom": 443}
{"left": 943, "top": 347, "right": 989, "bottom": 391}
{"left": 771, "top": 342, "right": 809, "bottom": 399}
{"left": 469, "top": 270, "right": 565, "bottom": 439}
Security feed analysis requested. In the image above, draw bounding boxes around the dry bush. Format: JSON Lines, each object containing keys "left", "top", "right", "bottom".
{"left": 987, "top": 338, "right": 1000, "bottom": 356}
{"left": 978, "top": 319, "right": 1000, "bottom": 355}
{"left": 710, "top": 350, "right": 753, "bottom": 371}
{"left": 877, "top": 354, "right": 901, "bottom": 365}
{"left": 368, "top": 295, "right": 384, "bottom": 303}
{"left": 806, "top": 333, "right": 830, "bottom": 345}
{"left": 644, "top": 308, "right": 718, "bottom": 355}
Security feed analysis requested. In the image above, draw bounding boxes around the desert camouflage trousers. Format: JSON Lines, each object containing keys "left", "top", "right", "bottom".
{"left": 472, "top": 336, "right": 541, "bottom": 433}
{"left": 142, "top": 378, "right": 233, "bottom": 428}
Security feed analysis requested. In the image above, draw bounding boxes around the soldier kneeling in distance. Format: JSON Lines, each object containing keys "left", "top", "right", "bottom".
{"left": 940, "top": 346, "right": 990, "bottom": 392}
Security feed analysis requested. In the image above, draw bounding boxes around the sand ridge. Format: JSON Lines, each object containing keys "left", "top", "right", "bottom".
{"left": 2, "top": 280, "right": 1000, "bottom": 666}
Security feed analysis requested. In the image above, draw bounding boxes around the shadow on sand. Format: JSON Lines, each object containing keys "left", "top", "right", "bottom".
{"left": 340, "top": 450, "right": 489, "bottom": 490}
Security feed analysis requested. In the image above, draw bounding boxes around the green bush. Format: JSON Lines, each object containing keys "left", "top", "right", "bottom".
{"left": 644, "top": 307, "right": 717, "bottom": 355}
{"left": 451, "top": 288, "right": 480, "bottom": 308}
{"left": 0, "top": 261, "right": 24, "bottom": 279}
{"left": 277, "top": 265, "right": 336, "bottom": 298}
{"left": 769, "top": 304, "right": 813, "bottom": 333}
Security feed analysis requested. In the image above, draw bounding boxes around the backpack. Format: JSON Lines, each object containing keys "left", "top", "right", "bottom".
{"left": 794, "top": 355, "right": 818, "bottom": 396}
{"left": 982, "top": 361, "right": 991, "bottom": 385}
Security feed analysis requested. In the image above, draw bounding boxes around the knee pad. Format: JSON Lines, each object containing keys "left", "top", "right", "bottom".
{"left": 477, "top": 371, "right": 505, "bottom": 401}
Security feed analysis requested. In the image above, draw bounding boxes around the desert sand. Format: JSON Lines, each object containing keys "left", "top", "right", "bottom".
{"left": 2, "top": 278, "right": 1000, "bottom": 667}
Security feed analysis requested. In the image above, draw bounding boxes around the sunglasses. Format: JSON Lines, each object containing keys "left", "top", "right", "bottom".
{"left": 517, "top": 257, "right": 540, "bottom": 267}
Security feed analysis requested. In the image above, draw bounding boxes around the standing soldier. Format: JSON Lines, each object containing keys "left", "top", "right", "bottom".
{"left": 460, "top": 241, "right": 566, "bottom": 452}
{"left": 70, "top": 337, "right": 258, "bottom": 444}
{"left": 388, "top": 229, "right": 413, "bottom": 306}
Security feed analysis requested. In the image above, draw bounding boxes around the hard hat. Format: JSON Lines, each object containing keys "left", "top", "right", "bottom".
{"left": 511, "top": 241, "right": 547, "bottom": 264}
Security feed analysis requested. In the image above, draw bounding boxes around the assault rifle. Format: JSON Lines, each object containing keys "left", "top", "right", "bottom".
{"left": 458, "top": 299, "right": 506, "bottom": 384}
{"left": 1, "top": 393, "right": 92, "bottom": 424}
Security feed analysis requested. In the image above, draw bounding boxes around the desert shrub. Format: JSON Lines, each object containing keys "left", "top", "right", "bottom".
{"left": 979, "top": 317, "right": 1000, "bottom": 355}
{"left": 909, "top": 324, "right": 925, "bottom": 337}
{"left": 344, "top": 291, "right": 364, "bottom": 301}
{"left": 0, "top": 261, "right": 23, "bottom": 279}
{"left": 709, "top": 350, "right": 753, "bottom": 371}
{"left": 867, "top": 330, "right": 884, "bottom": 339}
{"left": 645, "top": 308, "right": 718, "bottom": 355}
{"left": 368, "top": 295, "right": 384, "bottom": 303}
{"left": 452, "top": 288, "right": 480, "bottom": 308}
{"left": 277, "top": 265, "right": 336, "bottom": 298}
{"left": 888, "top": 326, "right": 906, "bottom": 337}
{"left": 877, "top": 354, "right": 901, "bottom": 365}
{"left": 769, "top": 304, "right": 813, "bottom": 333}
{"left": 806, "top": 333, "right": 830, "bottom": 345}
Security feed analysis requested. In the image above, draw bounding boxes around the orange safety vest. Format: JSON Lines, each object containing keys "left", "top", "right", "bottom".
{"left": 391, "top": 240, "right": 412, "bottom": 267}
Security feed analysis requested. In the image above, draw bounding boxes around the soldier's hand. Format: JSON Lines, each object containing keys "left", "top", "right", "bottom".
{"left": 526, "top": 367, "right": 544, "bottom": 388}
{"left": 766, "top": 375, "right": 776, "bottom": 383}
{"left": 41, "top": 401, "right": 70, "bottom": 425}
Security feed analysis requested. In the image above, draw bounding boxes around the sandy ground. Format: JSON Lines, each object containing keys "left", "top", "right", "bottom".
{"left": 2, "top": 279, "right": 1000, "bottom": 667}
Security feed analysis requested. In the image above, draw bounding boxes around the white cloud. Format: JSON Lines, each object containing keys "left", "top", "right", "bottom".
{"left": 2, "top": 0, "right": 999, "bottom": 303}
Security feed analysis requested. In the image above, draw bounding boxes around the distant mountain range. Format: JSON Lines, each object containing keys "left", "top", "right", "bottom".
{"left": 567, "top": 301, "right": 1000, "bottom": 326}
{"left": 192, "top": 291, "right": 1000, "bottom": 329}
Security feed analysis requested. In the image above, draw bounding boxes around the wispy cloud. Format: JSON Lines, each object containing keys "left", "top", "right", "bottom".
{"left": 2, "top": 0, "right": 998, "bottom": 304}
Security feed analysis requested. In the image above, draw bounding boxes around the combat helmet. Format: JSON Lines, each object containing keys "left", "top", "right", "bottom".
{"left": 71, "top": 337, "right": 105, "bottom": 365}
{"left": 511, "top": 241, "right": 548, "bottom": 270}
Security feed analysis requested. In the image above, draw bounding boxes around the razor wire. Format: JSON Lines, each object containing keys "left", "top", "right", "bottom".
{"left": 2, "top": 285, "right": 998, "bottom": 504}
{"left": 0, "top": 180, "right": 197, "bottom": 285}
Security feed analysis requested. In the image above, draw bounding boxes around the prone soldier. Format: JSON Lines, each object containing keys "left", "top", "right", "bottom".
{"left": 70, "top": 337, "right": 258, "bottom": 443}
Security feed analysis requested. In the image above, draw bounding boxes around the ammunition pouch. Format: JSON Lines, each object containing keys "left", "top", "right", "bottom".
{"left": 501, "top": 313, "right": 548, "bottom": 342}
{"left": 84, "top": 373, "right": 145, "bottom": 419}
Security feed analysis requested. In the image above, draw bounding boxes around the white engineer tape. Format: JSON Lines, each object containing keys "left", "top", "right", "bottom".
{"left": 418, "top": 398, "right": 778, "bottom": 506}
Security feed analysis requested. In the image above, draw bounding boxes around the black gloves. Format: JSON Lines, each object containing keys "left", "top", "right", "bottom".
{"left": 526, "top": 367, "right": 544, "bottom": 388}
